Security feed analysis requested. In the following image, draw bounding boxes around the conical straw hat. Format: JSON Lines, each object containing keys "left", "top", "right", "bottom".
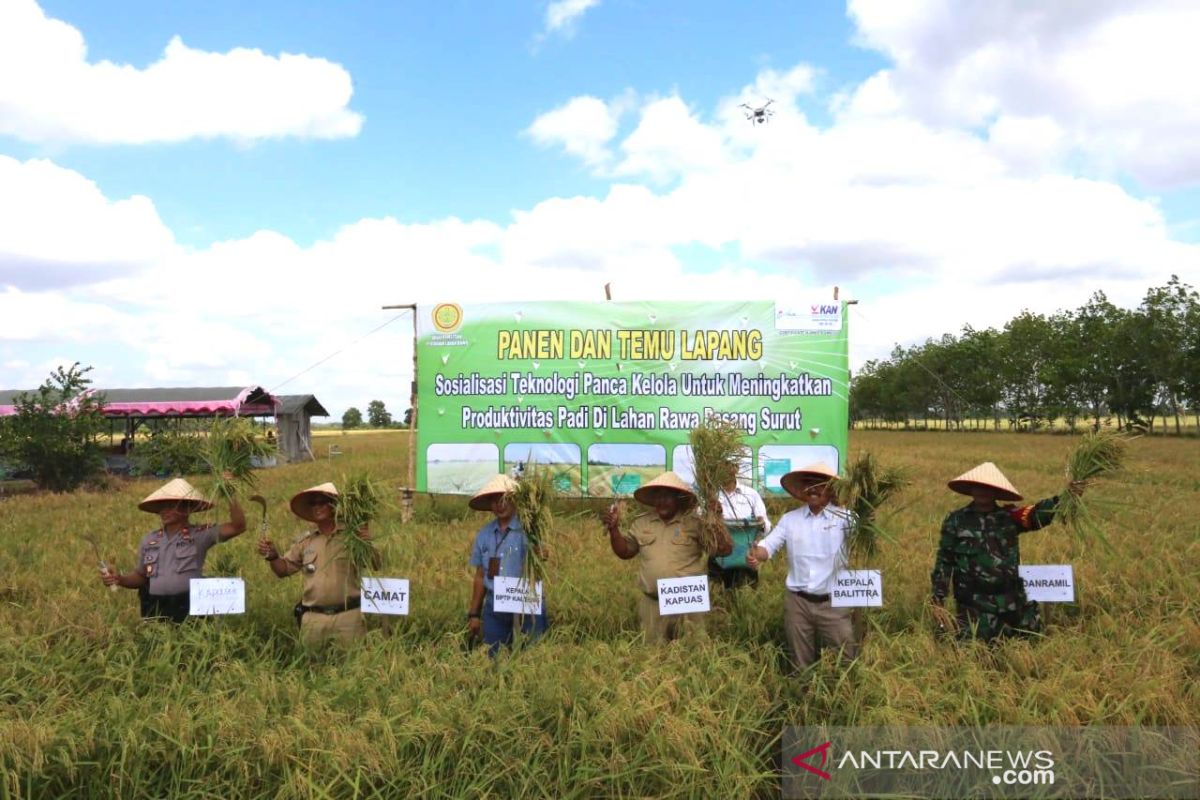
{"left": 138, "top": 478, "right": 214, "bottom": 513}
{"left": 633, "top": 471, "right": 696, "bottom": 507}
{"left": 780, "top": 462, "right": 838, "bottom": 499}
{"left": 469, "top": 474, "right": 518, "bottom": 511}
{"left": 948, "top": 462, "right": 1022, "bottom": 501}
{"left": 290, "top": 482, "right": 339, "bottom": 521}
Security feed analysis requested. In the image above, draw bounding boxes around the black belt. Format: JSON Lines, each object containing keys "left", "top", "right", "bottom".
{"left": 792, "top": 590, "right": 831, "bottom": 603}
{"left": 301, "top": 597, "right": 361, "bottom": 615}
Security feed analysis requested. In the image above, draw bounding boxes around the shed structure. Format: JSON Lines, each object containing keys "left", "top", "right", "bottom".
{"left": 274, "top": 394, "right": 329, "bottom": 462}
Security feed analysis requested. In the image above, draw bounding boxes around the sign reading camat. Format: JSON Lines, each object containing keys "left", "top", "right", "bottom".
{"left": 360, "top": 578, "right": 410, "bottom": 616}
{"left": 1019, "top": 565, "right": 1074, "bottom": 602}
{"left": 657, "top": 575, "right": 710, "bottom": 616}
{"left": 189, "top": 578, "right": 245, "bottom": 615}
{"left": 493, "top": 576, "right": 543, "bottom": 614}
{"left": 831, "top": 570, "right": 883, "bottom": 607}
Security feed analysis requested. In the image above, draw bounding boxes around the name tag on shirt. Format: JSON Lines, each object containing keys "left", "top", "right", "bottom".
{"left": 189, "top": 578, "right": 245, "bottom": 615}
{"left": 493, "top": 576, "right": 543, "bottom": 614}
{"left": 831, "top": 570, "right": 883, "bottom": 607}
{"left": 1019, "top": 565, "right": 1075, "bottom": 602}
{"left": 658, "top": 576, "right": 710, "bottom": 615}
{"left": 361, "top": 577, "right": 410, "bottom": 615}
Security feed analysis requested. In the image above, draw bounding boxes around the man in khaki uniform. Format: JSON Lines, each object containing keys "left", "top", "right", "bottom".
{"left": 602, "top": 471, "right": 732, "bottom": 644}
{"left": 257, "top": 482, "right": 378, "bottom": 646}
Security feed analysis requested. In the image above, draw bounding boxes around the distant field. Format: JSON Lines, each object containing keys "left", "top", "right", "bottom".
{"left": 504, "top": 461, "right": 582, "bottom": 495}
{"left": 425, "top": 459, "right": 498, "bottom": 494}
{"left": 1, "top": 429, "right": 1196, "bottom": 797}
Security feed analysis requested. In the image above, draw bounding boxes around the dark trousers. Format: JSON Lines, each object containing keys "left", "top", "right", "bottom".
{"left": 481, "top": 593, "right": 548, "bottom": 656}
{"left": 139, "top": 588, "right": 189, "bottom": 623}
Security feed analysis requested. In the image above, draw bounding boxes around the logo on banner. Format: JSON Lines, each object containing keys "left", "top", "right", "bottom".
{"left": 432, "top": 303, "right": 464, "bottom": 333}
{"left": 775, "top": 301, "right": 842, "bottom": 333}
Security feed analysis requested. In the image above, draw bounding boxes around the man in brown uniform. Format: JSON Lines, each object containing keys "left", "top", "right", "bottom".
{"left": 103, "top": 478, "right": 247, "bottom": 623}
{"left": 602, "top": 471, "right": 732, "bottom": 644}
{"left": 257, "top": 482, "right": 379, "bottom": 646}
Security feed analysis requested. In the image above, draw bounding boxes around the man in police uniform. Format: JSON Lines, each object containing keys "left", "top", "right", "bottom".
{"left": 257, "top": 482, "right": 379, "bottom": 646}
{"left": 103, "top": 478, "right": 246, "bottom": 622}
{"left": 602, "top": 471, "right": 732, "bottom": 644}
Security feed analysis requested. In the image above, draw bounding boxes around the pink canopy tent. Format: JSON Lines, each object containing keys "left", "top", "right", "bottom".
{"left": 0, "top": 386, "right": 279, "bottom": 418}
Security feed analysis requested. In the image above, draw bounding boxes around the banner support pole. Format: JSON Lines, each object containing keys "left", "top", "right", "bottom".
{"left": 383, "top": 303, "right": 419, "bottom": 523}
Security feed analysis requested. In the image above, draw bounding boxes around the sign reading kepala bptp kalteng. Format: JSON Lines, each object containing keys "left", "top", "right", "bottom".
{"left": 415, "top": 301, "right": 849, "bottom": 498}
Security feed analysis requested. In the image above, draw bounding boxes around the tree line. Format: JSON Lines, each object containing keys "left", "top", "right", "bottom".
{"left": 341, "top": 401, "right": 413, "bottom": 430}
{"left": 849, "top": 277, "right": 1200, "bottom": 434}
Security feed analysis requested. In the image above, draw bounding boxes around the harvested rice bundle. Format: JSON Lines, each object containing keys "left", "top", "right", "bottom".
{"left": 336, "top": 471, "right": 387, "bottom": 574}
{"left": 510, "top": 461, "right": 556, "bottom": 582}
{"left": 1056, "top": 429, "right": 1128, "bottom": 548}
{"left": 831, "top": 452, "right": 907, "bottom": 564}
{"left": 688, "top": 416, "right": 747, "bottom": 554}
{"left": 205, "top": 418, "right": 276, "bottom": 504}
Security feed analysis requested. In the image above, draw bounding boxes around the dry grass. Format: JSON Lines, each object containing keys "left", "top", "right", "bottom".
{"left": 0, "top": 430, "right": 1196, "bottom": 798}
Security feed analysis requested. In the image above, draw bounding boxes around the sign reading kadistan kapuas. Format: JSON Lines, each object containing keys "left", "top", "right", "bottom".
{"left": 415, "top": 301, "right": 849, "bottom": 497}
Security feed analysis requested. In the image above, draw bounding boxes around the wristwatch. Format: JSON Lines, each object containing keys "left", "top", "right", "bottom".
{"left": 466, "top": 611, "right": 481, "bottom": 620}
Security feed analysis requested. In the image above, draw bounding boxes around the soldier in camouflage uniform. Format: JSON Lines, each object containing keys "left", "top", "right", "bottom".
{"left": 930, "top": 462, "right": 1084, "bottom": 642}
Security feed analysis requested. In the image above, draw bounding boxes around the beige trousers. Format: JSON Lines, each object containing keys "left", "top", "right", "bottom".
{"left": 300, "top": 608, "right": 366, "bottom": 646}
{"left": 637, "top": 593, "right": 706, "bottom": 645}
{"left": 784, "top": 592, "right": 858, "bottom": 669}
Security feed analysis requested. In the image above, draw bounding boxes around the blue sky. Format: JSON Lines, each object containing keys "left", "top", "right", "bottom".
{"left": 1, "top": 0, "right": 1198, "bottom": 417}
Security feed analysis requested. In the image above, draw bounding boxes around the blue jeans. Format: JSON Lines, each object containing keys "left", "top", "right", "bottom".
{"left": 482, "top": 592, "right": 548, "bottom": 655}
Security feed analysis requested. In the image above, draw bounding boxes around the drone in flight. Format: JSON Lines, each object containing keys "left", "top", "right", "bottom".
{"left": 740, "top": 99, "right": 775, "bottom": 124}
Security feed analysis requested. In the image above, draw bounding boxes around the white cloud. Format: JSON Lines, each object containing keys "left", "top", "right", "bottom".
{"left": 0, "top": 156, "right": 177, "bottom": 289}
{"left": 543, "top": 0, "right": 602, "bottom": 39}
{"left": 846, "top": 0, "right": 1200, "bottom": 188}
{"left": 526, "top": 96, "right": 622, "bottom": 170}
{"left": 0, "top": 0, "right": 362, "bottom": 145}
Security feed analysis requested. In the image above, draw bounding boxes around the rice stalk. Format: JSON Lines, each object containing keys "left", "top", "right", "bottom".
{"left": 1056, "top": 429, "right": 1129, "bottom": 549}
{"left": 204, "top": 418, "right": 275, "bottom": 504}
{"left": 689, "top": 416, "right": 747, "bottom": 554}
{"left": 335, "top": 471, "right": 387, "bottom": 575}
{"left": 509, "top": 460, "right": 556, "bottom": 583}
{"left": 830, "top": 452, "right": 907, "bottom": 565}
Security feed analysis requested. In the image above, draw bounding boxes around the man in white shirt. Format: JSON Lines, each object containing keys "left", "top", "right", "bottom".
{"left": 710, "top": 467, "right": 773, "bottom": 589}
{"left": 747, "top": 462, "right": 858, "bottom": 669}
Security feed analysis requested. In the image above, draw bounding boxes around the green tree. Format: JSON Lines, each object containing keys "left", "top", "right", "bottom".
{"left": 0, "top": 363, "right": 107, "bottom": 491}
{"left": 367, "top": 400, "right": 392, "bottom": 428}
{"left": 1139, "top": 276, "right": 1197, "bottom": 434}
{"left": 342, "top": 407, "right": 363, "bottom": 430}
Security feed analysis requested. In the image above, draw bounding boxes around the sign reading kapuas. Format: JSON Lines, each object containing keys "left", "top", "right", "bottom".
{"left": 415, "top": 301, "right": 849, "bottom": 497}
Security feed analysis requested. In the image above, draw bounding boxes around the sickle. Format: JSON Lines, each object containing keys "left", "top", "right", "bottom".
{"left": 81, "top": 532, "right": 118, "bottom": 592}
{"left": 249, "top": 494, "right": 268, "bottom": 533}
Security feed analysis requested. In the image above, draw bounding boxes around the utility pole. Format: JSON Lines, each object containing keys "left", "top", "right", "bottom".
{"left": 382, "top": 303, "right": 418, "bottom": 523}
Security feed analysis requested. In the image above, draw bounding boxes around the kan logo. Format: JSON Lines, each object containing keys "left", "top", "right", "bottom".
{"left": 792, "top": 741, "right": 833, "bottom": 781}
{"left": 810, "top": 304, "right": 839, "bottom": 315}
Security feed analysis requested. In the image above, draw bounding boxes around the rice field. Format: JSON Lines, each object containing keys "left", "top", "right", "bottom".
{"left": 0, "top": 431, "right": 1196, "bottom": 798}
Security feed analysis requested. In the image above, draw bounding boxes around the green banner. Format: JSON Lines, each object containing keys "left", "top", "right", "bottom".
{"left": 415, "top": 300, "right": 848, "bottom": 497}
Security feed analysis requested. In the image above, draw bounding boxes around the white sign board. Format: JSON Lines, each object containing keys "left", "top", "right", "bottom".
{"left": 1019, "top": 564, "right": 1075, "bottom": 602}
{"left": 775, "top": 301, "right": 843, "bottom": 333}
{"left": 831, "top": 570, "right": 883, "bottom": 607}
{"left": 188, "top": 578, "right": 245, "bottom": 615}
{"left": 360, "top": 577, "right": 410, "bottom": 616}
{"left": 657, "top": 575, "right": 711, "bottom": 616}
{"left": 493, "top": 576, "right": 543, "bottom": 614}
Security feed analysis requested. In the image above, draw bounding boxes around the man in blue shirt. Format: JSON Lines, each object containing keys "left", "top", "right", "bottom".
{"left": 466, "top": 474, "right": 549, "bottom": 654}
